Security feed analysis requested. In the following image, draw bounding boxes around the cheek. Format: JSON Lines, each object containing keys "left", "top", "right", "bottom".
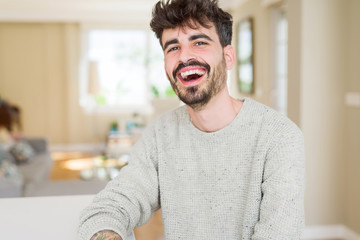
{"left": 195, "top": 49, "right": 222, "bottom": 65}
{"left": 164, "top": 63, "right": 171, "bottom": 76}
{"left": 164, "top": 58, "right": 177, "bottom": 74}
{"left": 164, "top": 63, "right": 174, "bottom": 81}
{"left": 164, "top": 56, "right": 170, "bottom": 69}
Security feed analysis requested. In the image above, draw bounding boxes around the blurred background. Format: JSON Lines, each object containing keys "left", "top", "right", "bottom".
{"left": 0, "top": 0, "right": 359, "bottom": 238}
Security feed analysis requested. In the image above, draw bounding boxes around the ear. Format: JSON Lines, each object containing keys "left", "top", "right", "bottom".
{"left": 223, "top": 45, "right": 236, "bottom": 70}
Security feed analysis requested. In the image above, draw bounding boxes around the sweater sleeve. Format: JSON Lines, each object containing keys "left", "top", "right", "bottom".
{"left": 77, "top": 127, "right": 160, "bottom": 240}
{"left": 252, "top": 123, "right": 306, "bottom": 240}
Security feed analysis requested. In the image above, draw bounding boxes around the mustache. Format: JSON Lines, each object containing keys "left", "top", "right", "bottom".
{"left": 172, "top": 60, "right": 211, "bottom": 80}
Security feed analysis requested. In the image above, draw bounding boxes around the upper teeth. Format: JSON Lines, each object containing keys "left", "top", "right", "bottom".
{"left": 181, "top": 69, "right": 206, "bottom": 79}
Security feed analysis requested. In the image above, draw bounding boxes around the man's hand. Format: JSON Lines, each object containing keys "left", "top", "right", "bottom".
{"left": 90, "top": 230, "right": 122, "bottom": 240}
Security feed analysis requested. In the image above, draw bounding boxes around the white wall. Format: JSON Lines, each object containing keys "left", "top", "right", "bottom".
{"left": 287, "top": 0, "right": 360, "bottom": 232}
{"left": 299, "top": 0, "right": 347, "bottom": 225}
{"left": 344, "top": 0, "right": 360, "bottom": 233}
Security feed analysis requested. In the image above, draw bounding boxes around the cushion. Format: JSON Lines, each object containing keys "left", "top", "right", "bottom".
{"left": 0, "top": 160, "right": 24, "bottom": 198}
{"left": 9, "top": 140, "right": 35, "bottom": 164}
{"left": 0, "top": 127, "right": 15, "bottom": 151}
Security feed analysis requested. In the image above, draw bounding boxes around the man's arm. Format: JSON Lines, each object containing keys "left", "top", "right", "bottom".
{"left": 252, "top": 123, "right": 305, "bottom": 239}
{"left": 90, "top": 230, "right": 122, "bottom": 240}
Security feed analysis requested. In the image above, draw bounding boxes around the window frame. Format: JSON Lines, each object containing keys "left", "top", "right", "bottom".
{"left": 269, "top": 5, "right": 288, "bottom": 116}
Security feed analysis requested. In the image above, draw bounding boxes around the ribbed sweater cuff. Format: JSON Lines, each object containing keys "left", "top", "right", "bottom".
{"left": 78, "top": 217, "right": 127, "bottom": 240}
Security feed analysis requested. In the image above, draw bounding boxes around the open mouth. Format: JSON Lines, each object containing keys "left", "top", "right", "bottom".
{"left": 177, "top": 68, "right": 207, "bottom": 85}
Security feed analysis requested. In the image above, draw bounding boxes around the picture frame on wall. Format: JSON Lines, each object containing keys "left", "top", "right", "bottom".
{"left": 237, "top": 17, "right": 254, "bottom": 94}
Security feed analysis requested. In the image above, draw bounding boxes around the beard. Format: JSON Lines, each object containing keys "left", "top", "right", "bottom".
{"left": 167, "top": 58, "right": 228, "bottom": 111}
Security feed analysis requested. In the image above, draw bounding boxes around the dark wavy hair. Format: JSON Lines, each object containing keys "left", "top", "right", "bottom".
{"left": 150, "top": 0, "right": 233, "bottom": 48}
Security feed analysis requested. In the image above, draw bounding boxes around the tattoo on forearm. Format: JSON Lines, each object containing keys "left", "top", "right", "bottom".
{"left": 90, "top": 230, "right": 122, "bottom": 240}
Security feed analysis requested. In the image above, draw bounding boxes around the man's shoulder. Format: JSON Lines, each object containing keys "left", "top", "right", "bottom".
{"left": 244, "top": 98, "right": 302, "bottom": 136}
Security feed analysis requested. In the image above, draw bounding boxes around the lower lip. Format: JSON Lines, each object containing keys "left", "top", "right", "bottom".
{"left": 179, "top": 74, "right": 206, "bottom": 86}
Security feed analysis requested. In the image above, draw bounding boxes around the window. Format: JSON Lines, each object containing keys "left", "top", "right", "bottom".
{"left": 80, "top": 27, "right": 174, "bottom": 114}
{"left": 270, "top": 7, "right": 288, "bottom": 115}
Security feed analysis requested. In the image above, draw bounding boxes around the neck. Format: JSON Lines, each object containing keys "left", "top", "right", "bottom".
{"left": 187, "top": 88, "right": 243, "bottom": 132}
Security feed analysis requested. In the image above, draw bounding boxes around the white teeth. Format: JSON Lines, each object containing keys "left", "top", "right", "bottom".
{"left": 180, "top": 69, "right": 206, "bottom": 79}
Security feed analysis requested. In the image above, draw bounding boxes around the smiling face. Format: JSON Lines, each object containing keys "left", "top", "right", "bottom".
{"left": 162, "top": 22, "right": 234, "bottom": 111}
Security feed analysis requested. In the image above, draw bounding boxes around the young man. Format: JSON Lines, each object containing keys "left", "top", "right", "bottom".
{"left": 78, "top": 0, "right": 305, "bottom": 239}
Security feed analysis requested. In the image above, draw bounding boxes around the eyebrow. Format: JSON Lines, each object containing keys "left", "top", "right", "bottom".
{"left": 189, "top": 34, "right": 213, "bottom": 42}
{"left": 163, "top": 39, "right": 179, "bottom": 51}
{"left": 163, "top": 33, "right": 214, "bottom": 51}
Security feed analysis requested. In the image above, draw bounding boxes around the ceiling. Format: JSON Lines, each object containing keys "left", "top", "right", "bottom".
{"left": 0, "top": 0, "right": 246, "bottom": 23}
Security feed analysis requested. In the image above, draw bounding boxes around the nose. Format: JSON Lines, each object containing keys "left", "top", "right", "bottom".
{"left": 178, "top": 45, "right": 195, "bottom": 64}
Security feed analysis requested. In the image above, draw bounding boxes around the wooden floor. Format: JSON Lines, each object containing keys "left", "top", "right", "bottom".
{"left": 50, "top": 152, "right": 342, "bottom": 240}
{"left": 134, "top": 210, "right": 164, "bottom": 240}
{"left": 51, "top": 152, "right": 96, "bottom": 180}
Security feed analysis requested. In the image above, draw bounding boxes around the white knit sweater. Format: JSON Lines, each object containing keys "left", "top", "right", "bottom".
{"left": 78, "top": 98, "right": 305, "bottom": 240}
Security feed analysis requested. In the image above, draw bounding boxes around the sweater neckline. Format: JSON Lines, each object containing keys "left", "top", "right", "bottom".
{"left": 185, "top": 97, "right": 249, "bottom": 136}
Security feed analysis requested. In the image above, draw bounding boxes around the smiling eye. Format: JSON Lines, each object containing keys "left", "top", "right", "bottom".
{"left": 195, "top": 41, "right": 207, "bottom": 46}
{"left": 168, "top": 46, "right": 179, "bottom": 53}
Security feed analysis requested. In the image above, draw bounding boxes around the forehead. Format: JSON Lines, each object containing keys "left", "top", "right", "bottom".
{"left": 161, "top": 23, "right": 219, "bottom": 46}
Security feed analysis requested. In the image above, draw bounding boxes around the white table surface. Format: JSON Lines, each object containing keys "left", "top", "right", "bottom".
{"left": 0, "top": 195, "right": 135, "bottom": 240}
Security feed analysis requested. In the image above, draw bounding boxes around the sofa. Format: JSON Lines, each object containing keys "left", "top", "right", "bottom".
{"left": 0, "top": 137, "right": 53, "bottom": 198}
{"left": 1, "top": 136, "right": 110, "bottom": 197}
